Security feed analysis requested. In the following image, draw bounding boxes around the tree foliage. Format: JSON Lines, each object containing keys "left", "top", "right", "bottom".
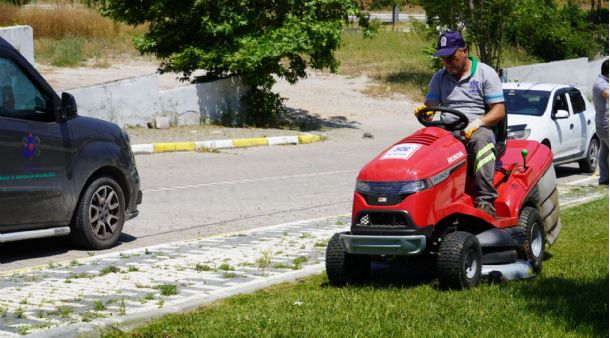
{"left": 95, "top": 0, "right": 372, "bottom": 127}
{"left": 505, "top": 0, "right": 608, "bottom": 61}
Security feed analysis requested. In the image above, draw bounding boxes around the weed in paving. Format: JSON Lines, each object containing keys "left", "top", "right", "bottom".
{"left": 69, "top": 272, "right": 94, "bottom": 279}
{"left": 292, "top": 256, "right": 309, "bottom": 270}
{"left": 128, "top": 266, "right": 139, "bottom": 272}
{"left": 218, "top": 263, "right": 234, "bottom": 271}
{"left": 93, "top": 300, "right": 106, "bottom": 311}
{"left": 99, "top": 265, "right": 121, "bottom": 276}
{"left": 155, "top": 284, "right": 178, "bottom": 296}
{"left": 222, "top": 272, "right": 240, "bottom": 279}
{"left": 272, "top": 263, "right": 291, "bottom": 270}
{"left": 50, "top": 305, "right": 73, "bottom": 318}
{"left": 14, "top": 307, "right": 25, "bottom": 319}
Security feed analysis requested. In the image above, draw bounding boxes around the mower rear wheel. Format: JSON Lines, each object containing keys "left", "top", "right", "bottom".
{"left": 437, "top": 231, "right": 482, "bottom": 289}
{"left": 325, "top": 233, "right": 370, "bottom": 286}
{"left": 517, "top": 206, "right": 545, "bottom": 273}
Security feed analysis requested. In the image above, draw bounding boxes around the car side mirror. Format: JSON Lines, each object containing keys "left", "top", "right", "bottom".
{"left": 553, "top": 109, "right": 569, "bottom": 119}
{"left": 61, "top": 92, "right": 77, "bottom": 120}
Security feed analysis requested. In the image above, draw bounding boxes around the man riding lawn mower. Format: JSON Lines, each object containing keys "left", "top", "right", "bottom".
{"left": 325, "top": 106, "right": 561, "bottom": 289}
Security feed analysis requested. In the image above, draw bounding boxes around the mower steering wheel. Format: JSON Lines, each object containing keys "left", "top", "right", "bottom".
{"left": 416, "top": 106, "right": 469, "bottom": 131}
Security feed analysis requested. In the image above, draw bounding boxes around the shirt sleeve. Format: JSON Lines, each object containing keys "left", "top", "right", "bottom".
{"left": 482, "top": 66, "right": 504, "bottom": 104}
{"left": 425, "top": 70, "right": 442, "bottom": 102}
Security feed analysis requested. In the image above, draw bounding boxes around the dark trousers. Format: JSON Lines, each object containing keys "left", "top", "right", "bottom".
{"left": 467, "top": 127, "right": 498, "bottom": 204}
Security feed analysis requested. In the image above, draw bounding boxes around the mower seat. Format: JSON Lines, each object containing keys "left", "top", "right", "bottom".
{"left": 494, "top": 113, "right": 507, "bottom": 160}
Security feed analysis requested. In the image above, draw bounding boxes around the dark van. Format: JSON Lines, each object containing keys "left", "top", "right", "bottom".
{"left": 0, "top": 36, "right": 141, "bottom": 249}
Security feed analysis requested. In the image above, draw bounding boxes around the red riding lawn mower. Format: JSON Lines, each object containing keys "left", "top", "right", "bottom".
{"left": 326, "top": 107, "right": 561, "bottom": 289}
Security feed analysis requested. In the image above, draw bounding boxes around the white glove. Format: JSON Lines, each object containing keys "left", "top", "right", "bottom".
{"left": 463, "top": 118, "right": 483, "bottom": 139}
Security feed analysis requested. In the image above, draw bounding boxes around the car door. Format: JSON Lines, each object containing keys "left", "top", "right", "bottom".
{"left": 551, "top": 90, "right": 580, "bottom": 160}
{"left": 0, "top": 54, "right": 74, "bottom": 228}
{"left": 566, "top": 89, "right": 590, "bottom": 155}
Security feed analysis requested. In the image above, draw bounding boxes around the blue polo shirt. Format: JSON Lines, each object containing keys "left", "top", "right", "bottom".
{"left": 426, "top": 57, "right": 504, "bottom": 122}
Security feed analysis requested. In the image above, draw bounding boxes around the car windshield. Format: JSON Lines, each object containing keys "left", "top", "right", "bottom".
{"left": 503, "top": 89, "right": 550, "bottom": 116}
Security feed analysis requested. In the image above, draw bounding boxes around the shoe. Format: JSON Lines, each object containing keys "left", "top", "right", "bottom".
{"left": 476, "top": 201, "right": 496, "bottom": 217}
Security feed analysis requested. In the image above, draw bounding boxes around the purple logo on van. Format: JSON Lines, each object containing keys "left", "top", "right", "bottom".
{"left": 22, "top": 132, "right": 40, "bottom": 160}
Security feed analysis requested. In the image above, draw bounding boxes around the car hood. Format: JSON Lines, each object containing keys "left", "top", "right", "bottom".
{"left": 507, "top": 114, "right": 540, "bottom": 129}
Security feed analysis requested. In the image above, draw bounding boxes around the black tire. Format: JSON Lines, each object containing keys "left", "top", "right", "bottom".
{"left": 325, "top": 233, "right": 370, "bottom": 286}
{"left": 437, "top": 231, "right": 482, "bottom": 289}
{"left": 517, "top": 206, "right": 545, "bottom": 273}
{"left": 578, "top": 138, "right": 599, "bottom": 173}
{"left": 71, "top": 176, "right": 126, "bottom": 250}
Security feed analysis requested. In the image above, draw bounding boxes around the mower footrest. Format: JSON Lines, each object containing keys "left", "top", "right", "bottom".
{"left": 339, "top": 234, "right": 426, "bottom": 255}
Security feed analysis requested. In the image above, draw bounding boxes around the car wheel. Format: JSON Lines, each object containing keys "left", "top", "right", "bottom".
{"left": 325, "top": 233, "right": 370, "bottom": 286}
{"left": 437, "top": 231, "right": 482, "bottom": 289}
{"left": 71, "top": 176, "right": 125, "bottom": 250}
{"left": 516, "top": 206, "right": 545, "bottom": 273}
{"left": 578, "top": 138, "right": 599, "bottom": 173}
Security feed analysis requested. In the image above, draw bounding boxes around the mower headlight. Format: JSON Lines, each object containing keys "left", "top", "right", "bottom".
{"left": 355, "top": 180, "right": 428, "bottom": 195}
{"left": 398, "top": 180, "right": 427, "bottom": 194}
{"left": 507, "top": 128, "right": 531, "bottom": 140}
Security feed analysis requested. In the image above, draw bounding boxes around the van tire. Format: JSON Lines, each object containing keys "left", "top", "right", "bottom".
{"left": 71, "top": 176, "right": 125, "bottom": 250}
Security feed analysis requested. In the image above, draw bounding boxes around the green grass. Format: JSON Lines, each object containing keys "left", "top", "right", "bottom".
{"left": 107, "top": 197, "right": 608, "bottom": 337}
{"left": 335, "top": 28, "right": 541, "bottom": 100}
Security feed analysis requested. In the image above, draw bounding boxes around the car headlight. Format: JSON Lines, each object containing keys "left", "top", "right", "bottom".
{"left": 507, "top": 128, "right": 531, "bottom": 140}
{"left": 356, "top": 180, "right": 429, "bottom": 195}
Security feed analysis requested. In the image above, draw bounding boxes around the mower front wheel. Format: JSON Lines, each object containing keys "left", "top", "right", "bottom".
{"left": 437, "top": 231, "right": 482, "bottom": 289}
{"left": 325, "top": 233, "right": 370, "bottom": 286}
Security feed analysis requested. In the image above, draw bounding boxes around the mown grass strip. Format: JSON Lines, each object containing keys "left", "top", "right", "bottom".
{"left": 107, "top": 197, "right": 608, "bottom": 338}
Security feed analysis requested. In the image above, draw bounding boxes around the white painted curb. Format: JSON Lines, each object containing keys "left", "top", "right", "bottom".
{"left": 131, "top": 134, "right": 324, "bottom": 155}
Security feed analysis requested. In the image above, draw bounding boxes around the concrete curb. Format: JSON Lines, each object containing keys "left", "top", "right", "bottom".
{"left": 131, "top": 133, "right": 326, "bottom": 155}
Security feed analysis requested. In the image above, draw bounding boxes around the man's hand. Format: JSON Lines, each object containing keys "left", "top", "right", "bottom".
{"left": 414, "top": 105, "right": 433, "bottom": 121}
{"left": 463, "top": 118, "right": 483, "bottom": 139}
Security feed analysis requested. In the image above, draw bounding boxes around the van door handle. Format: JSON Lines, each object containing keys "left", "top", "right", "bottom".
{"left": 570, "top": 124, "right": 574, "bottom": 130}
{"left": 587, "top": 120, "right": 591, "bottom": 125}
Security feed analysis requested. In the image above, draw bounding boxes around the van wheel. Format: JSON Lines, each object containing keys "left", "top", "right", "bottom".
{"left": 71, "top": 176, "right": 125, "bottom": 250}
{"left": 517, "top": 206, "right": 545, "bottom": 273}
{"left": 437, "top": 231, "right": 482, "bottom": 289}
{"left": 578, "top": 138, "right": 599, "bottom": 173}
{"left": 325, "top": 233, "right": 370, "bottom": 286}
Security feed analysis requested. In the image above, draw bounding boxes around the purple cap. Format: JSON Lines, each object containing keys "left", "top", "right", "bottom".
{"left": 434, "top": 31, "right": 466, "bottom": 57}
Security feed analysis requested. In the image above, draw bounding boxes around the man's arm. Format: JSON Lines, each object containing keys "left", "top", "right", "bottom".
{"left": 480, "top": 102, "right": 505, "bottom": 127}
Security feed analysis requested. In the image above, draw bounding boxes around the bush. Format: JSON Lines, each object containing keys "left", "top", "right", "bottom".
{"left": 505, "top": 0, "right": 606, "bottom": 62}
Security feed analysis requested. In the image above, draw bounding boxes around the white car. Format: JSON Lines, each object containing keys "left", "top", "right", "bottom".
{"left": 503, "top": 82, "right": 599, "bottom": 173}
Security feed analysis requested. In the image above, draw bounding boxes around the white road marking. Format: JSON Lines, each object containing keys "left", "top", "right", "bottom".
{"left": 143, "top": 169, "right": 359, "bottom": 193}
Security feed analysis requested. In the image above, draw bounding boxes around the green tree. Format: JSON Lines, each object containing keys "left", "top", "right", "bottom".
{"left": 505, "top": 0, "right": 607, "bottom": 61}
{"left": 95, "top": 0, "right": 372, "bottom": 127}
{"left": 419, "top": 0, "right": 514, "bottom": 71}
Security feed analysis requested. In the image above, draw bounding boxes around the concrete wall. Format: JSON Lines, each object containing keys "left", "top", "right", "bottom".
{"left": 0, "top": 26, "right": 34, "bottom": 65}
{"left": 159, "top": 76, "right": 248, "bottom": 126}
{"left": 504, "top": 57, "right": 609, "bottom": 97}
{"left": 64, "top": 73, "right": 248, "bottom": 127}
{"left": 66, "top": 73, "right": 160, "bottom": 127}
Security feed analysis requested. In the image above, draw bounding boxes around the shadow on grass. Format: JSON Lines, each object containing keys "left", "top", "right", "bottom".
{"left": 516, "top": 276, "right": 609, "bottom": 336}
{"left": 283, "top": 107, "right": 361, "bottom": 131}
{"left": 322, "top": 259, "right": 437, "bottom": 290}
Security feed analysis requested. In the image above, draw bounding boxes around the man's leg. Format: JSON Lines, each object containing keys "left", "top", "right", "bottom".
{"left": 467, "top": 127, "right": 498, "bottom": 214}
{"left": 597, "top": 127, "right": 609, "bottom": 185}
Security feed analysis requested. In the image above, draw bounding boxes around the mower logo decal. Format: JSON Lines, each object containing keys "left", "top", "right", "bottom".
{"left": 381, "top": 143, "right": 421, "bottom": 160}
{"left": 447, "top": 151, "right": 465, "bottom": 164}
